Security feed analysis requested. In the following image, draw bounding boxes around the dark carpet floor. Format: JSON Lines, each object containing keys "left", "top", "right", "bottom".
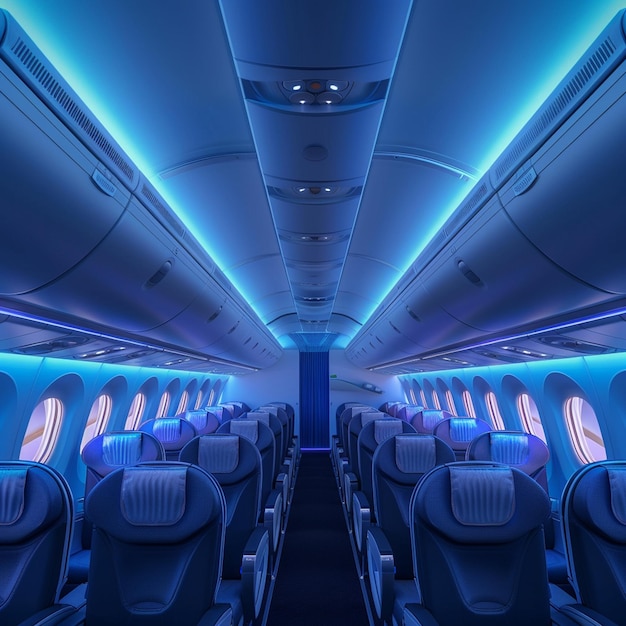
{"left": 266, "top": 452, "right": 370, "bottom": 625}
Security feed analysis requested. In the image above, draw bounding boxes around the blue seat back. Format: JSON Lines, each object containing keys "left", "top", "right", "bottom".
{"left": 372, "top": 434, "right": 454, "bottom": 578}
{"left": 82, "top": 430, "right": 165, "bottom": 497}
{"left": 178, "top": 409, "right": 220, "bottom": 435}
{"left": 85, "top": 462, "right": 226, "bottom": 626}
{"left": 396, "top": 404, "right": 424, "bottom": 423}
{"left": 562, "top": 460, "right": 626, "bottom": 624}
{"left": 410, "top": 409, "right": 452, "bottom": 434}
{"left": 217, "top": 417, "right": 276, "bottom": 508}
{"left": 466, "top": 430, "right": 550, "bottom": 491}
{"left": 357, "top": 418, "right": 416, "bottom": 505}
{"left": 433, "top": 417, "right": 492, "bottom": 461}
{"left": 348, "top": 410, "right": 386, "bottom": 475}
{"left": 180, "top": 433, "right": 262, "bottom": 579}
{"left": 0, "top": 461, "right": 73, "bottom": 624}
{"left": 411, "top": 463, "right": 551, "bottom": 625}
{"left": 139, "top": 417, "right": 197, "bottom": 460}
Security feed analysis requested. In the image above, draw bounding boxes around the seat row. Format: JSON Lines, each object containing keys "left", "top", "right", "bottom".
{"left": 333, "top": 401, "right": 626, "bottom": 625}
{"left": 0, "top": 401, "right": 297, "bottom": 626}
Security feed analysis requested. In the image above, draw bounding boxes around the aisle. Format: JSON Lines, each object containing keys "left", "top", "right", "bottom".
{"left": 265, "top": 452, "right": 370, "bottom": 625}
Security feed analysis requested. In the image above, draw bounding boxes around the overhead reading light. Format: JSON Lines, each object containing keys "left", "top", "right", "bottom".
{"left": 501, "top": 345, "right": 550, "bottom": 358}
{"left": 282, "top": 79, "right": 350, "bottom": 106}
{"left": 77, "top": 346, "right": 127, "bottom": 360}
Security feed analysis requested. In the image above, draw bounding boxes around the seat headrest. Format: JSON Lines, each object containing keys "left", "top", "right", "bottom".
{"left": 414, "top": 464, "right": 550, "bottom": 543}
{"left": 450, "top": 466, "right": 515, "bottom": 526}
{"left": 229, "top": 419, "right": 259, "bottom": 443}
{"left": 0, "top": 467, "right": 27, "bottom": 525}
{"left": 396, "top": 435, "right": 436, "bottom": 474}
{"left": 121, "top": 466, "right": 187, "bottom": 526}
{"left": 361, "top": 411, "right": 383, "bottom": 427}
{"left": 198, "top": 436, "right": 239, "bottom": 474}
{"left": 490, "top": 432, "right": 530, "bottom": 465}
{"left": 422, "top": 411, "right": 447, "bottom": 432}
{"left": 449, "top": 418, "right": 483, "bottom": 443}
{"left": 102, "top": 432, "right": 142, "bottom": 466}
{"left": 247, "top": 411, "right": 270, "bottom": 426}
{"left": 152, "top": 418, "right": 184, "bottom": 443}
{"left": 374, "top": 419, "right": 403, "bottom": 444}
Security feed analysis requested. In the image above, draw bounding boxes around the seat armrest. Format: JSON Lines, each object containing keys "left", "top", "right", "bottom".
{"left": 404, "top": 604, "right": 440, "bottom": 626}
{"left": 262, "top": 488, "right": 283, "bottom": 554}
{"left": 367, "top": 526, "right": 395, "bottom": 622}
{"left": 554, "top": 604, "right": 620, "bottom": 626}
{"left": 275, "top": 472, "right": 289, "bottom": 513}
{"left": 197, "top": 604, "right": 233, "bottom": 626}
{"left": 343, "top": 471, "right": 359, "bottom": 513}
{"left": 241, "top": 527, "right": 270, "bottom": 622}
{"left": 352, "top": 490, "right": 371, "bottom": 553}
{"left": 18, "top": 605, "right": 80, "bottom": 626}
{"left": 549, "top": 583, "right": 577, "bottom": 608}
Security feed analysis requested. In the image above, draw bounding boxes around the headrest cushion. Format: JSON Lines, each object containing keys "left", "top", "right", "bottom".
{"left": 450, "top": 466, "right": 515, "bottom": 526}
{"left": 374, "top": 419, "right": 403, "bottom": 444}
{"left": 121, "top": 466, "right": 186, "bottom": 526}
{"left": 102, "top": 432, "right": 142, "bottom": 466}
{"left": 396, "top": 435, "right": 436, "bottom": 474}
{"left": 229, "top": 419, "right": 259, "bottom": 444}
{"left": 199, "top": 436, "right": 239, "bottom": 474}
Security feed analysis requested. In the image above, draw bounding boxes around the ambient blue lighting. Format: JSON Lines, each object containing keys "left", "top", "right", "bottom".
{"left": 358, "top": 2, "right": 626, "bottom": 342}
{"left": 2, "top": 1, "right": 279, "bottom": 344}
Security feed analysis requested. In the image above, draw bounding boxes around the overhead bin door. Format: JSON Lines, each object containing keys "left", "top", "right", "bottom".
{"left": 19, "top": 197, "right": 207, "bottom": 333}
{"left": 0, "top": 62, "right": 129, "bottom": 295}
{"left": 420, "top": 195, "right": 607, "bottom": 333}
{"left": 500, "top": 62, "right": 626, "bottom": 295}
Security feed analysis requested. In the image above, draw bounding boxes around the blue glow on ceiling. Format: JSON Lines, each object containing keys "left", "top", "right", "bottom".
{"left": 362, "top": 3, "right": 626, "bottom": 334}
{"left": 2, "top": 1, "right": 273, "bottom": 340}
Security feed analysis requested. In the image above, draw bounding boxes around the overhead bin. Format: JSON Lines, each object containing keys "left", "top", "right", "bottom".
{"left": 0, "top": 52, "right": 129, "bottom": 295}
{"left": 500, "top": 61, "right": 626, "bottom": 295}
{"left": 420, "top": 194, "right": 607, "bottom": 334}
{"left": 18, "top": 197, "right": 208, "bottom": 333}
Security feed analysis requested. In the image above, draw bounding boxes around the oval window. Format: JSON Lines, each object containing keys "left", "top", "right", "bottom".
{"left": 564, "top": 396, "right": 606, "bottom": 463}
{"left": 20, "top": 397, "right": 63, "bottom": 462}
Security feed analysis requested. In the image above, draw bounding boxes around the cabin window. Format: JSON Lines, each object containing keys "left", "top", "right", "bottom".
{"left": 125, "top": 392, "right": 146, "bottom": 430}
{"left": 485, "top": 391, "right": 505, "bottom": 430}
{"left": 431, "top": 390, "right": 441, "bottom": 410}
{"left": 444, "top": 390, "right": 457, "bottom": 414}
{"left": 194, "top": 390, "right": 204, "bottom": 410}
{"left": 20, "top": 398, "right": 63, "bottom": 463}
{"left": 80, "top": 394, "right": 112, "bottom": 451}
{"left": 462, "top": 390, "right": 476, "bottom": 418}
{"left": 407, "top": 386, "right": 417, "bottom": 405}
{"left": 207, "top": 387, "right": 216, "bottom": 407}
{"left": 517, "top": 393, "right": 547, "bottom": 443}
{"left": 564, "top": 396, "right": 606, "bottom": 463}
{"left": 175, "top": 390, "right": 189, "bottom": 415}
{"left": 156, "top": 391, "right": 171, "bottom": 418}
{"left": 419, "top": 388, "right": 428, "bottom": 408}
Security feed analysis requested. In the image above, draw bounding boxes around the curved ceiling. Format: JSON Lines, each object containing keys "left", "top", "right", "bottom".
{"left": 2, "top": 0, "right": 624, "bottom": 358}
